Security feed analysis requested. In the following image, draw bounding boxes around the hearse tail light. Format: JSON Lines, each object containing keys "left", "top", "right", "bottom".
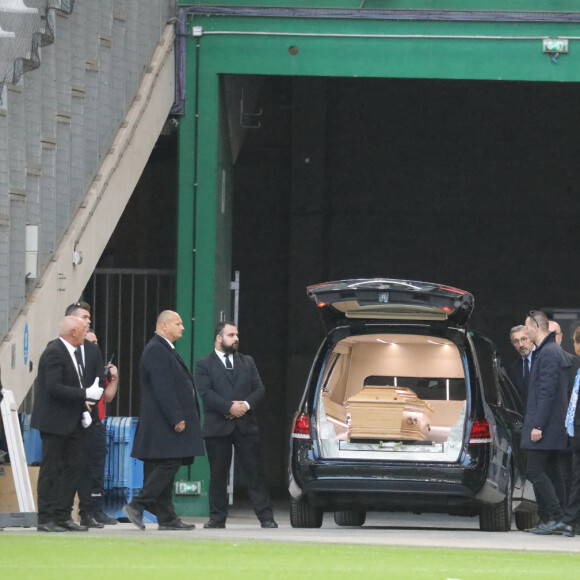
{"left": 292, "top": 413, "right": 311, "bottom": 440}
{"left": 469, "top": 419, "right": 492, "bottom": 444}
{"left": 317, "top": 302, "right": 326, "bottom": 308}
{"left": 442, "top": 306, "right": 453, "bottom": 312}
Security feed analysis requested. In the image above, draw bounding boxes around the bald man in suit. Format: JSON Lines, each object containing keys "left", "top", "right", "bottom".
{"left": 124, "top": 311, "right": 204, "bottom": 531}
{"left": 31, "top": 316, "right": 104, "bottom": 532}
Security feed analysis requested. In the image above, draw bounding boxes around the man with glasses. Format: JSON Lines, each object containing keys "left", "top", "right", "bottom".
{"left": 521, "top": 310, "right": 572, "bottom": 535}
{"left": 508, "top": 325, "right": 534, "bottom": 403}
{"left": 548, "top": 320, "right": 564, "bottom": 346}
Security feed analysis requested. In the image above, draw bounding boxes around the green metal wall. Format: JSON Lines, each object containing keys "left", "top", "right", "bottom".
{"left": 176, "top": 2, "right": 580, "bottom": 514}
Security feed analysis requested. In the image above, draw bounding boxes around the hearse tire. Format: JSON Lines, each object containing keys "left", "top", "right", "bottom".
{"left": 334, "top": 509, "right": 367, "bottom": 527}
{"left": 290, "top": 497, "right": 323, "bottom": 528}
{"left": 479, "top": 491, "right": 512, "bottom": 532}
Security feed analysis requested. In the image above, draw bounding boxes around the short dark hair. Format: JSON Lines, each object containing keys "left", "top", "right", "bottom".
{"left": 214, "top": 320, "right": 236, "bottom": 339}
{"left": 528, "top": 310, "right": 549, "bottom": 332}
{"left": 65, "top": 300, "right": 91, "bottom": 316}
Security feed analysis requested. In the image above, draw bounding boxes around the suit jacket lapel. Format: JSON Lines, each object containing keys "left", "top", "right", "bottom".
{"left": 80, "top": 342, "right": 89, "bottom": 385}
{"left": 154, "top": 334, "right": 199, "bottom": 397}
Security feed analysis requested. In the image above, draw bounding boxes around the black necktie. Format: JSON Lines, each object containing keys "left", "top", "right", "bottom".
{"left": 523, "top": 357, "right": 530, "bottom": 383}
{"left": 74, "top": 347, "right": 85, "bottom": 386}
{"left": 224, "top": 355, "right": 233, "bottom": 369}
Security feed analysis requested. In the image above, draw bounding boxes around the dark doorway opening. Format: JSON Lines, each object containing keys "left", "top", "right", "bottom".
{"left": 232, "top": 75, "right": 580, "bottom": 493}
{"left": 84, "top": 129, "right": 178, "bottom": 418}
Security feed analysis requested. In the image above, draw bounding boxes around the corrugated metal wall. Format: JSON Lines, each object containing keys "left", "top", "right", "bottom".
{"left": 0, "top": 0, "right": 176, "bottom": 339}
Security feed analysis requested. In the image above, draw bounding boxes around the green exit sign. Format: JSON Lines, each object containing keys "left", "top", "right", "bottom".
{"left": 543, "top": 39, "right": 569, "bottom": 53}
{"left": 175, "top": 481, "right": 201, "bottom": 495}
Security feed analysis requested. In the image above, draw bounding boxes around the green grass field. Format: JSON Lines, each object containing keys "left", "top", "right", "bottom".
{"left": 1, "top": 537, "right": 579, "bottom": 579}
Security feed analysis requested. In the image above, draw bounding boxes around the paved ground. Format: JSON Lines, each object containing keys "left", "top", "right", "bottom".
{"left": 3, "top": 502, "right": 580, "bottom": 552}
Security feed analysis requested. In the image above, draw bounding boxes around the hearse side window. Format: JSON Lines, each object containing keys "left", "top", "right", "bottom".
{"left": 470, "top": 333, "right": 501, "bottom": 405}
{"left": 498, "top": 372, "right": 523, "bottom": 414}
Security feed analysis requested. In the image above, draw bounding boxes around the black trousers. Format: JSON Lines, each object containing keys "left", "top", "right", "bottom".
{"left": 560, "top": 450, "right": 574, "bottom": 504}
{"left": 78, "top": 422, "right": 107, "bottom": 516}
{"left": 205, "top": 428, "right": 273, "bottom": 524}
{"left": 37, "top": 427, "right": 84, "bottom": 524}
{"left": 526, "top": 449, "right": 564, "bottom": 523}
{"left": 563, "top": 445, "right": 580, "bottom": 525}
{"left": 130, "top": 457, "right": 186, "bottom": 524}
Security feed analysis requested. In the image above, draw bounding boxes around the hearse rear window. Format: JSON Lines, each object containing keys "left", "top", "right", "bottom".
{"left": 317, "top": 333, "right": 467, "bottom": 462}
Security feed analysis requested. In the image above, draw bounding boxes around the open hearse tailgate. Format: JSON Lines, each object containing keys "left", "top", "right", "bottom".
{"left": 307, "top": 279, "right": 474, "bottom": 330}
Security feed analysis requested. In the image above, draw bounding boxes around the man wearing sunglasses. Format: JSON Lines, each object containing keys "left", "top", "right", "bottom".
{"left": 521, "top": 310, "right": 572, "bottom": 535}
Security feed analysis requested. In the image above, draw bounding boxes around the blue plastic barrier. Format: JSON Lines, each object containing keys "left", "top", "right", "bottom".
{"left": 19, "top": 414, "right": 42, "bottom": 464}
{"left": 102, "top": 417, "right": 156, "bottom": 523}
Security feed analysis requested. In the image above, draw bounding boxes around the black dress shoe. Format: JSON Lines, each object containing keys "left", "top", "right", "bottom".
{"left": 260, "top": 519, "right": 278, "bottom": 528}
{"left": 554, "top": 521, "right": 575, "bottom": 537}
{"left": 524, "top": 520, "right": 558, "bottom": 535}
{"left": 203, "top": 520, "right": 226, "bottom": 528}
{"left": 37, "top": 522, "right": 67, "bottom": 532}
{"left": 80, "top": 515, "right": 105, "bottom": 529}
{"left": 93, "top": 511, "right": 118, "bottom": 525}
{"left": 123, "top": 504, "right": 145, "bottom": 530}
{"left": 57, "top": 520, "right": 89, "bottom": 532}
{"left": 158, "top": 518, "right": 195, "bottom": 531}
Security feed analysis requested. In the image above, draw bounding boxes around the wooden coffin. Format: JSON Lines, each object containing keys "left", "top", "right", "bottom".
{"left": 345, "top": 386, "right": 433, "bottom": 441}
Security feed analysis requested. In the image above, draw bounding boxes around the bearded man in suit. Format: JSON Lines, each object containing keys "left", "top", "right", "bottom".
{"left": 123, "top": 310, "right": 204, "bottom": 531}
{"left": 31, "top": 316, "right": 104, "bottom": 532}
{"left": 195, "top": 321, "right": 277, "bottom": 529}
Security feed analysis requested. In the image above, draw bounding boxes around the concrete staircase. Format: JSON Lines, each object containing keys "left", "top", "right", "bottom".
{"left": 0, "top": 0, "right": 177, "bottom": 407}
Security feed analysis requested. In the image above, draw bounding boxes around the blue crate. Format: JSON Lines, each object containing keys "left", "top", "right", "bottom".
{"left": 102, "top": 416, "right": 155, "bottom": 523}
{"left": 19, "top": 414, "right": 42, "bottom": 464}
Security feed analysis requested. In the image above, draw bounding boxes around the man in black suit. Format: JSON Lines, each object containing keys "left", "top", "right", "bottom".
{"left": 195, "top": 321, "right": 277, "bottom": 529}
{"left": 521, "top": 310, "right": 572, "bottom": 535}
{"left": 65, "top": 301, "right": 117, "bottom": 528}
{"left": 123, "top": 310, "right": 204, "bottom": 531}
{"left": 31, "top": 316, "right": 104, "bottom": 532}
{"left": 508, "top": 324, "right": 534, "bottom": 403}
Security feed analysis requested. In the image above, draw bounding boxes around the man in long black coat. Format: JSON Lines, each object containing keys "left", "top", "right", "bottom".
{"left": 31, "top": 316, "right": 104, "bottom": 532}
{"left": 124, "top": 310, "right": 204, "bottom": 531}
{"left": 521, "top": 310, "right": 571, "bottom": 534}
{"left": 195, "top": 321, "right": 277, "bottom": 529}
